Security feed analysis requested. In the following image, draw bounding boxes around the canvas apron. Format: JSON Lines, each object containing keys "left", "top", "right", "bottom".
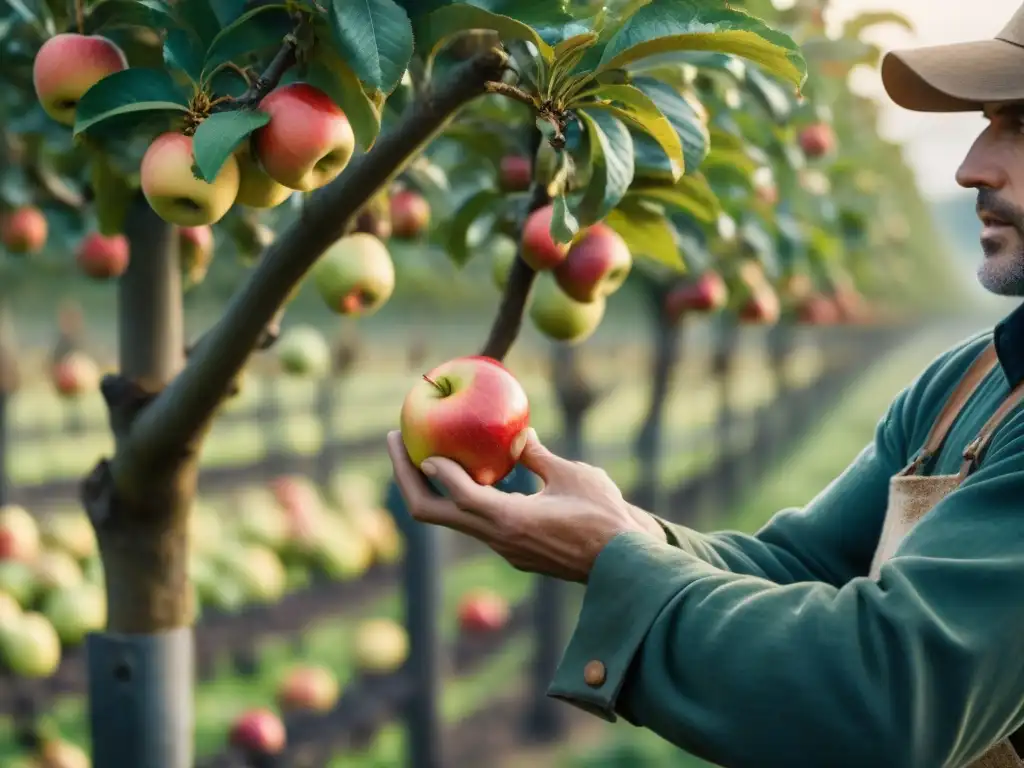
{"left": 868, "top": 341, "right": 1024, "bottom": 768}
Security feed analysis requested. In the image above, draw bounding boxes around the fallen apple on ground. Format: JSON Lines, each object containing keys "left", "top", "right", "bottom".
{"left": 353, "top": 618, "right": 409, "bottom": 674}
{"left": 400, "top": 355, "right": 530, "bottom": 487}
{"left": 229, "top": 708, "right": 286, "bottom": 755}
{"left": 458, "top": 589, "right": 510, "bottom": 633}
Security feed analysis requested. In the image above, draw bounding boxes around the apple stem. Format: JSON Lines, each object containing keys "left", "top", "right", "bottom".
{"left": 74, "top": 0, "right": 83, "bottom": 34}
{"left": 421, "top": 374, "right": 450, "bottom": 397}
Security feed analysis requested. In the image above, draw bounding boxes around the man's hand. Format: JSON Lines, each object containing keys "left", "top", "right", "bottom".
{"left": 386, "top": 428, "right": 664, "bottom": 582}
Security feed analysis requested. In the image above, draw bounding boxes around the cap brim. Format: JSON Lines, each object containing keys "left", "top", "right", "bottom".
{"left": 882, "top": 38, "right": 1024, "bottom": 112}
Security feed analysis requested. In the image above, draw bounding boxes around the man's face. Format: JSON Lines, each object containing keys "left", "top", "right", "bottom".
{"left": 956, "top": 103, "right": 1024, "bottom": 296}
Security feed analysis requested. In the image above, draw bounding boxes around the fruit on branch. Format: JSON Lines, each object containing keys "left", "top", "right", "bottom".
{"left": 0, "top": 505, "right": 40, "bottom": 562}
{"left": 499, "top": 155, "right": 532, "bottom": 192}
{"left": 832, "top": 282, "right": 867, "bottom": 323}
{"left": 353, "top": 618, "right": 409, "bottom": 673}
{"left": 75, "top": 232, "right": 128, "bottom": 279}
{"left": 458, "top": 589, "right": 510, "bottom": 633}
{"left": 0, "top": 611, "right": 61, "bottom": 678}
{"left": 254, "top": 83, "right": 355, "bottom": 192}
{"left": 312, "top": 233, "right": 395, "bottom": 317}
{"left": 36, "top": 738, "right": 90, "bottom": 768}
{"left": 140, "top": 132, "right": 240, "bottom": 226}
{"left": 529, "top": 272, "right": 606, "bottom": 344}
{"left": 389, "top": 189, "right": 431, "bottom": 239}
{"left": 752, "top": 166, "right": 778, "bottom": 206}
{"left": 233, "top": 141, "right": 293, "bottom": 209}
{"left": 737, "top": 285, "right": 781, "bottom": 325}
{"left": 353, "top": 198, "right": 393, "bottom": 241}
{"left": 32, "top": 33, "right": 128, "bottom": 126}
{"left": 51, "top": 351, "right": 100, "bottom": 398}
{"left": 490, "top": 235, "right": 518, "bottom": 290}
{"left": 554, "top": 223, "right": 632, "bottom": 302}
{"left": 38, "top": 511, "right": 96, "bottom": 562}
{"left": 400, "top": 356, "right": 530, "bottom": 487}
{"left": 33, "top": 550, "right": 84, "bottom": 593}
{"left": 276, "top": 325, "right": 330, "bottom": 377}
{"left": 798, "top": 122, "right": 836, "bottom": 159}
{"left": 229, "top": 708, "right": 286, "bottom": 756}
{"left": 180, "top": 225, "right": 215, "bottom": 287}
{"left": 0, "top": 561, "right": 35, "bottom": 606}
{"left": 276, "top": 665, "right": 340, "bottom": 713}
{"left": 664, "top": 271, "right": 728, "bottom": 322}
{"left": 43, "top": 581, "right": 106, "bottom": 646}
{"left": 796, "top": 293, "right": 840, "bottom": 325}
{"left": 799, "top": 168, "right": 831, "bottom": 196}
{"left": 779, "top": 272, "right": 814, "bottom": 311}
{"left": 1, "top": 205, "right": 48, "bottom": 255}
{"left": 521, "top": 205, "right": 568, "bottom": 271}
{"left": 0, "top": 592, "right": 20, "bottom": 621}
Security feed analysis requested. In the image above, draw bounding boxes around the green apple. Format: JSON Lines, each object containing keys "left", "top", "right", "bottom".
{"left": 490, "top": 235, "right": 518, "bottom": 291}
{"left": 529, "top": 272, "right": 606, "bottom": 344}
{"left": 312, "top": 233, "right": 395, "bottom": 316}
{"left": 38, "top": 509, "right": 97, "bottom": 561}
{"left": 0, "top": 560, "right": 37, "bottom": 606}
{"left": 353, "top": 618, "right": 408, "bottom": 673}
{"left": 1, "top": 611, "right": 62, "bottom": 677}
{"left": 276, "top": 325, "right": 330, "bottom": 377}
{"left": 43, "top": 581, "right": 106, "bottom": 646}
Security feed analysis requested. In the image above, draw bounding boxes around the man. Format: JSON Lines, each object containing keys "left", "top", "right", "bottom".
{"left": 388, "top": 7, "right": 1024, "bottom": 767}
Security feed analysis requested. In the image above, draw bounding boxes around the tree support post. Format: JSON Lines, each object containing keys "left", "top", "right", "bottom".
{"left": 83, "top": 198, "right": 195, "bottom": 768}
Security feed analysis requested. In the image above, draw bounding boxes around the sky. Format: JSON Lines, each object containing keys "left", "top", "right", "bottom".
{"left": 806, "top": 0, "right": 1022, "bottom": 201}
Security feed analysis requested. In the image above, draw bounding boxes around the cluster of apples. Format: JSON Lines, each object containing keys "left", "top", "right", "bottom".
{"left": 491, "top": 205, "right": 633, "bottom": 345}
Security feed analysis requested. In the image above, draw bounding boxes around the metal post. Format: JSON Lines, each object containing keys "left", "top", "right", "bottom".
{"left": 386, "top": 479, "right": 443, "bottom": 768}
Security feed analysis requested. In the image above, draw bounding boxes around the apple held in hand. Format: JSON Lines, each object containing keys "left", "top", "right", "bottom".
{"left": 1, "top": 205, "right": 48, "bottom": 255}
{"left": 499, "top": 155, "right": 531, "bottom": 192}
{"left": 529, "top": 272, "right": 606, "bottom": 344}
{"left": 229, "top": 708, "right": 286, "bottom": 755}
{"left": 76, "top": 232, "right": 128, "bottom": 279}
{"left": 254, "top": 83, "right": 355, "bottom": 192}
{"left": 521, "top": 204, "right": 568, "bottom": 271}
{"left": 312, "top": 233, "right": 395, "bottom": 317}
{"left": 401, "top": 356, "right": 530, "bottom": 487}
{"left": 234, "top": 140, "right": 293, "bottom": 209}
{"left": 554, "top": 222, "right": 632, "bottom": 303}
{"left": 390, "top": 189, "right": 430, "bottom": 239}
{"left": 458, "top": 589, "right": 510, "bottom": 633}
{"left": 33, "top": 33, "right": 127, "bottom": 126}
{"left": 664, "top": 271, "right": 728, "bottom": 322}
{"left": 140, "top": 132, "right": 240, "bottom": 226}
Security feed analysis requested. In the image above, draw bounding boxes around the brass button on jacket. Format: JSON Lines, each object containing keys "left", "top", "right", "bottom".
{"left": 583, "top": 660, "right": 606, "bottom": 687}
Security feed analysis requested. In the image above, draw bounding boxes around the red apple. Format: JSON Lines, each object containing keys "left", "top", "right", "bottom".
{"left": 664, "top": 271, "right": 728, "bottom": 322}
{"left": 0, "top": 505, "right": 40, "bottom": 562}
{"left": 1, "top": 206, "right": 48, "bottom": 254}
{"left": 254, "top": 83, "right": 355, "bottom": 192}
{"left": 554, "top": 222, "right": 632, "bottom": 303}
{"left": 499, "top": 155, "right": 531, "bottom": 192}
{"left": 229, "top": 708, "right": 286, "bottom": 755}
{"left": 140, "top": 132, "right": 240, "bottom": 226}
{"left": 389, "top": 190, "right": 430, "bottom": 239}
{"left": 738, "top": 286, "right": 781, "bottom": 325}
{"left": 796, "top": 293, "right": 840, "bottom": 325}
{"left": 179, "top": 225, "right": 214, "bottom": 285}
{"left": 458, "top": 589, "right": 510, "bottom": 633}
{"left": 32, "top": 33, "right": 127, "bottom": 126}
{"left": 270, "top": 475, "right": 321, "bottom": 541}
{"left": 520, "top": 205, "right": 568, "bottom": 271}
{"left": 76, "top": 232, "right": 128, "bottom": 279}
{"left": 51, "top": 351, "right": 100, "bottom": 398}
{"left": 400, "top": 356, "right": 530, "bottom": 486}
{"left": 276, "top": 665, "right": 340, "bottom": 713}
{"left": 798, "top": 122, "right": 835, "bottom": 159}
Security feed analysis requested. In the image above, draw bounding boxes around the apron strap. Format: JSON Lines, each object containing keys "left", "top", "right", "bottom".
{"left": 900, "top": 341, "right": 999, "bottom": 477}
{"left": 958, "top": 377, "right": 1024, "bottom": 480}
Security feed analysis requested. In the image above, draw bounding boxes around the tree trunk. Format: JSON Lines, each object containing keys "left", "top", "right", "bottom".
{"left": 631, "top": 313, "right": 683, "bottom": 515}
{"left": 711, "top": 318, "right": 741, "bottom": 513}
{"left": 0, "top": 300, "right": 18, "bottom": 507}
{"left": 81, "top": 198, "right": 195, "bottom": 768}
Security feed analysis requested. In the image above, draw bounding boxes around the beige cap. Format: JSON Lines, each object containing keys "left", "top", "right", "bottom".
{"left": 881, "top": 3, "right": 1024, "bottom": 112}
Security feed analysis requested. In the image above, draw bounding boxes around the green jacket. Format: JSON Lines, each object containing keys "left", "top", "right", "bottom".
{"left": 548, "top": 311, "right": 1024, "bottom": 768}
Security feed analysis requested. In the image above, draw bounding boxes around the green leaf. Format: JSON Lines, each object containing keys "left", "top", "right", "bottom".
{"left": 551, "top": 194, "right": 579, "bottom": 244}
{"left": 446, "top": 188, "right": 503, "bottom": 266}
{"left": 597, "top": 1, "right": 806, "bottom": 90}
{"left": 605, "top": 197, "right": 682, "bottom": 270}
{"left": 306, "top": 44, "right": 383, "bottom": 151}
{"left": 74, "top": 68, "right": 190, "bottom": 137}
{"left": 631, "top": 77, "right": 709, "bottom": 174}
{"left": 84, "top": 0, "right": 174, "bottom": 33}
{"left": 575, "top": 109, "right": 633, "bottom": 227}
{"left": 202, "top": 4, "right": 292, "bottom": 75}
{"left": 417, "top": 3, "right": 554, "bottom": 64}
{"left": 175, "top": 0, "right": 222, "bottom": 50}
{"left": 629, "top": 173, "right": 719, "bottom": 222}
{"left": 329, "top": 0, "right": 414, "bottom": 95}
{"left": 581, "top": 84, "right": 684, "bottom": 179}
{"left": 164, "top": 28, "right": 206, "bottom": 84}
{"left": 89, "top": 150, "right": 133, "bottom": 236}
{"left": 743, "top": 65, "right": 792, "bottom": 123}
{"left": 548, "top": 32, "right": 599, "bottom": 94}
{"left": 192, "top": 110, "right": 270, "bottom": 182}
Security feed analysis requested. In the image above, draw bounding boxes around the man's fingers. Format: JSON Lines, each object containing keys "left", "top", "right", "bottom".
{"left": 515, "top": 428, "right": 573, "bottom": 483}
{"left": 421, "top": 456, "right": 508, "bottom": 520}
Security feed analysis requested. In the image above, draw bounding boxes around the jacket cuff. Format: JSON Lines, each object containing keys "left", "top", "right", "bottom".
{"left": 546, "top": 531, "right": 698, "bottom": 722}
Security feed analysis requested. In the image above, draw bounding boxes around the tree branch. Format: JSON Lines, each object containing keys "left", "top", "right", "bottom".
{"left": 479, "top": 131, "right": 549, "bottom": 362}
{"left": 116, "top": 49, "right": 509, "bottom": 484}
{"left": 223, "top": 35, "right": 299, "bottom": 111}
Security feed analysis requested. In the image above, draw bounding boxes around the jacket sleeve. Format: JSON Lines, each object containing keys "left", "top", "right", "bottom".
{"left": 548, "top": 421, "right": 1024, "bottom": 768}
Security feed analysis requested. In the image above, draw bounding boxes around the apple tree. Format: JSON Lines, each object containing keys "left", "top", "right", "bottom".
{"left": 0, "top": 0, "right": 811, "bottom": 762}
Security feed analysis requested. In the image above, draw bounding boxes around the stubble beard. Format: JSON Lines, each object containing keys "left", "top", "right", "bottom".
{"left": 977, "top": 236, "right": 1024, "bottom": 296}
